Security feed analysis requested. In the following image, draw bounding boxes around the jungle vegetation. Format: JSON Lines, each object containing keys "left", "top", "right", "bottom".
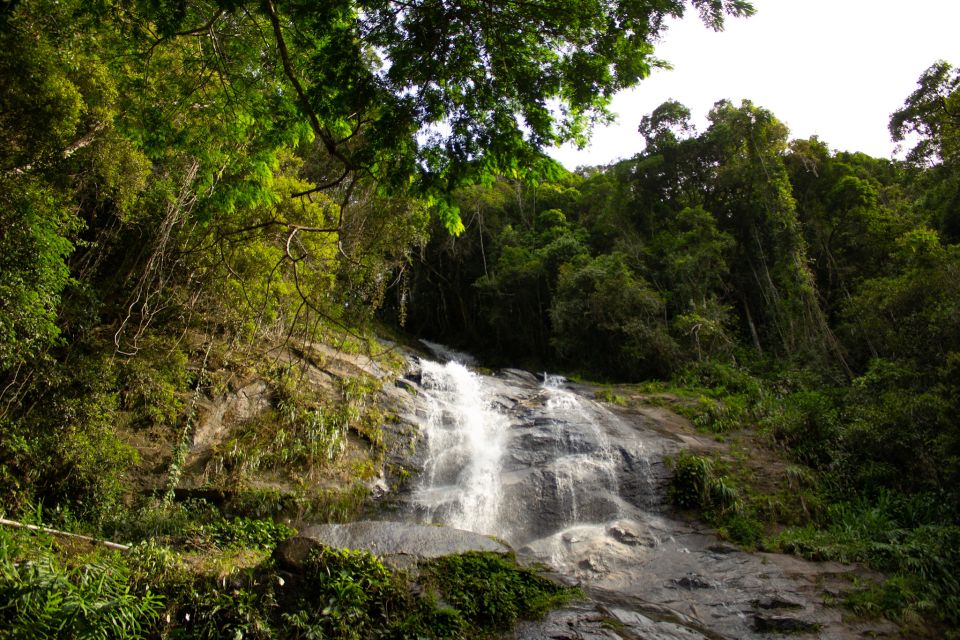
{"left": 1, "top": 0, "right": 959, "bottom": 635}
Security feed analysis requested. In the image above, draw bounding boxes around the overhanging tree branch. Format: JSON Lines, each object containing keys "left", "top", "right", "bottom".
{"left": 263, "top": 0, "right": 355, "bottom": 173}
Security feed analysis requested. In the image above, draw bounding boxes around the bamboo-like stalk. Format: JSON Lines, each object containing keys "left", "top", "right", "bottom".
{"left": 0, "top": 517, "right": 130, "bottom": 552}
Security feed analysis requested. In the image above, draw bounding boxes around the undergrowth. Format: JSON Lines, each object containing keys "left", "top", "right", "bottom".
{"left": 774, "top": 494, "right": 960, "bottom": 631}
{"left": 0, "top": 524, "right": 578, "bottom": 639}
{"left": 0, "top": 529, "right": 163, "bottom": 639}
{"left": 662, "top": 360, "right": 960, "bottom": 633}
{"left": 424, "top": 551, "right": 580, "bottom": 631}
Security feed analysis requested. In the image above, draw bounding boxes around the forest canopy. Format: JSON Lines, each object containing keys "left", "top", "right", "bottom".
{"left": 403, "top": 62, "right": 960, "bottom": 523}
{"left": 0, "top": 0, "right": 753, "bottom": 370}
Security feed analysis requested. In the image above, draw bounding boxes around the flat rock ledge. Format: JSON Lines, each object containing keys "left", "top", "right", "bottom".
{"left": 275, "top": 521, "right": 510, "bottom": 571}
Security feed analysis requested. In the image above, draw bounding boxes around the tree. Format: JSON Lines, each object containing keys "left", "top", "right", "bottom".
{"left": 128, "top": 0, "right": 753, "bottom": 229}
{"left": 786, "top": 140, "right": 914, "bottom": 331}
{"left": 551, "top": 253, "right": 677, "bottom": 379}
{"left": 703, "top": 101, "right": 844, "bottom": 371}
{"left": 0, "top": 0, "right": 754, "bottom": 370}
{"left": 0, "top": 2, "right": 143, "bottom": 367}
{"left": 0, "top": 178, "right": 75, "bottom": 369}
{"left": 638, "top": 99, "right": 697, "bottom": 152}
{"left": 890, "top": 61, "right": 960, "bottom": 241}
{"left": 890, "top": 61, "right": 960, "bottom": 168}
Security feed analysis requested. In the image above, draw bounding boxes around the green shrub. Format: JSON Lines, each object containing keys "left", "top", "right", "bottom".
{"left": 690, "top": 394, "right": 750, "bottom": 433}
{"left": 678, "top": 360, "right": 764, "bottom": 399}
{"left": 669, "top": 451, "right": 741, "bottom": 515}
{"left": 189, "top": 517, "right": 295, "bottom": 550}
{"left": 0, "top": 350, "right": 138, "bottom": 523}
{"left": 0, "top": 530, "right": 163, "bottom": 639}
{"left": 719, "top": 513, "right": 764, "bottom": 547}
{"left": 774, "top": 497, "right": 960, "bottom": 626}
{"left": 551, "top": 253, "right": 679, "bottom": 380}
{"left": 833, "top": 361, "right": 956, "bottom": 498}
{"left": 101, "top": 499, "right": 220, "bottom": 543}
{"left": 424, "top": 551, "right": 580, "bottom": 630}
{"left": 762, "top": 390, "right": 839, "bottom": 467}
{"left": 287, "top": 546, "right": 414, "bottom": 640}
{"left": 173, "top": 585, "right": 274, "bottom": 640}
{"left": 594, "top": 389, "right": 627, "bottom": 405}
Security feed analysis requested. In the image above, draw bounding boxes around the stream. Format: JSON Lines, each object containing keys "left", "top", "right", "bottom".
{"left": 382, "top": 345, "right": 895, "bottom": 639}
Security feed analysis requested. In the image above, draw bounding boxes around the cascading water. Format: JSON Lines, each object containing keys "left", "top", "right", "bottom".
{"left": 410, "top": 359, "right": 509, "bottom": 535}
{"left": 540, "top": 373, "right": 624, "bottom": 521}
{"left": 408, "top": 360, "right": 659, "bottom": 544}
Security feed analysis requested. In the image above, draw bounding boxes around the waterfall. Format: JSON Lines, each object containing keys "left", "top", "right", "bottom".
{"left": 398, "top": 355, "right": 852, "bottom": 640}
{"left": 409, "top": 360, "right": 645, "bottom": 542}
{"left": 411, "top": 359, "right": 509, "bottom": 535}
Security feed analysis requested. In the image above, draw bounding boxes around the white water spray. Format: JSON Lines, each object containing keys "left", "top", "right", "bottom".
{"left": 399, "top": 357, "right": 837, "bottom": 639}
{"left": 412, "top": 359, "right": 509, "bottom": 535}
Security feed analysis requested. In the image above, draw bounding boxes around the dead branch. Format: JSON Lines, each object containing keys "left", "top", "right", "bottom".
{"left": 0, "top": 517, "right": 130, "bottom": 552}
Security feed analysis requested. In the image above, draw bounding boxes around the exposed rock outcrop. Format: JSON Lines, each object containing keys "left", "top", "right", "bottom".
{"left": 275, "top": 520, "right": 509, "bottom": 571}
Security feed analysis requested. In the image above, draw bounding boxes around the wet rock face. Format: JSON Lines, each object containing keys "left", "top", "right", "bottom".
{"left": 397, "top": 363, "right": 676, "bottom": 546}
{"left": 608, "top": 522, "right": 659, "bottom": 548}
{"left": 498, "top": 429, "right": 662, "bottom": 542}
{"left": 512, "top": 592, "right": 725, "bottom": 640}
{"left": 752, "top": 614, "right": 822, "bottom": 634}
{"left": 508, "top": 600, "right": 622, "bottom": 640}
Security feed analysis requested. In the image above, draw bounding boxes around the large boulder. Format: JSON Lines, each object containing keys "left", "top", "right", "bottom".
{"left": 275, "top": 520, "right": 510, "bottom": 571}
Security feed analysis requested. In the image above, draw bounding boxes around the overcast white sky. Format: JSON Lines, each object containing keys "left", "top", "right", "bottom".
{"left": 548, "top": 0, "right": 960, "bottom": 170}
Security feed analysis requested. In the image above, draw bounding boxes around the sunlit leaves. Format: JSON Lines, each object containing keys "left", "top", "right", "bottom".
{"left": 0, "top": 0, "right": 755, "bottom": 365}
{"left": 271, "top": 0, "right": 754, "bottom": 215}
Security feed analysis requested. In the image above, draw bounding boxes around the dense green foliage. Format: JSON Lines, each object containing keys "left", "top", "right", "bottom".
{"left": 0, "top": 530, "right": 163, "bottom": 639}
{"left": 424, "top": 551, "right": 578, "bottom": 630}
{"left": 283, "top": 548, "right": 578, "bottom": 639}
{"left": 0, "top": 525, "right": 575, "bottom": 640}
{"left": 405, "top": 98, "right": 855, "bottom": 371}
{"left": 658, "top": 363, "right": 960, "bottom": 626}
{"left": 0, "top": 0, "right": 751, "bottom": 512}
{"left": 0, "top": 0, "right": 756, "bottom": 635}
